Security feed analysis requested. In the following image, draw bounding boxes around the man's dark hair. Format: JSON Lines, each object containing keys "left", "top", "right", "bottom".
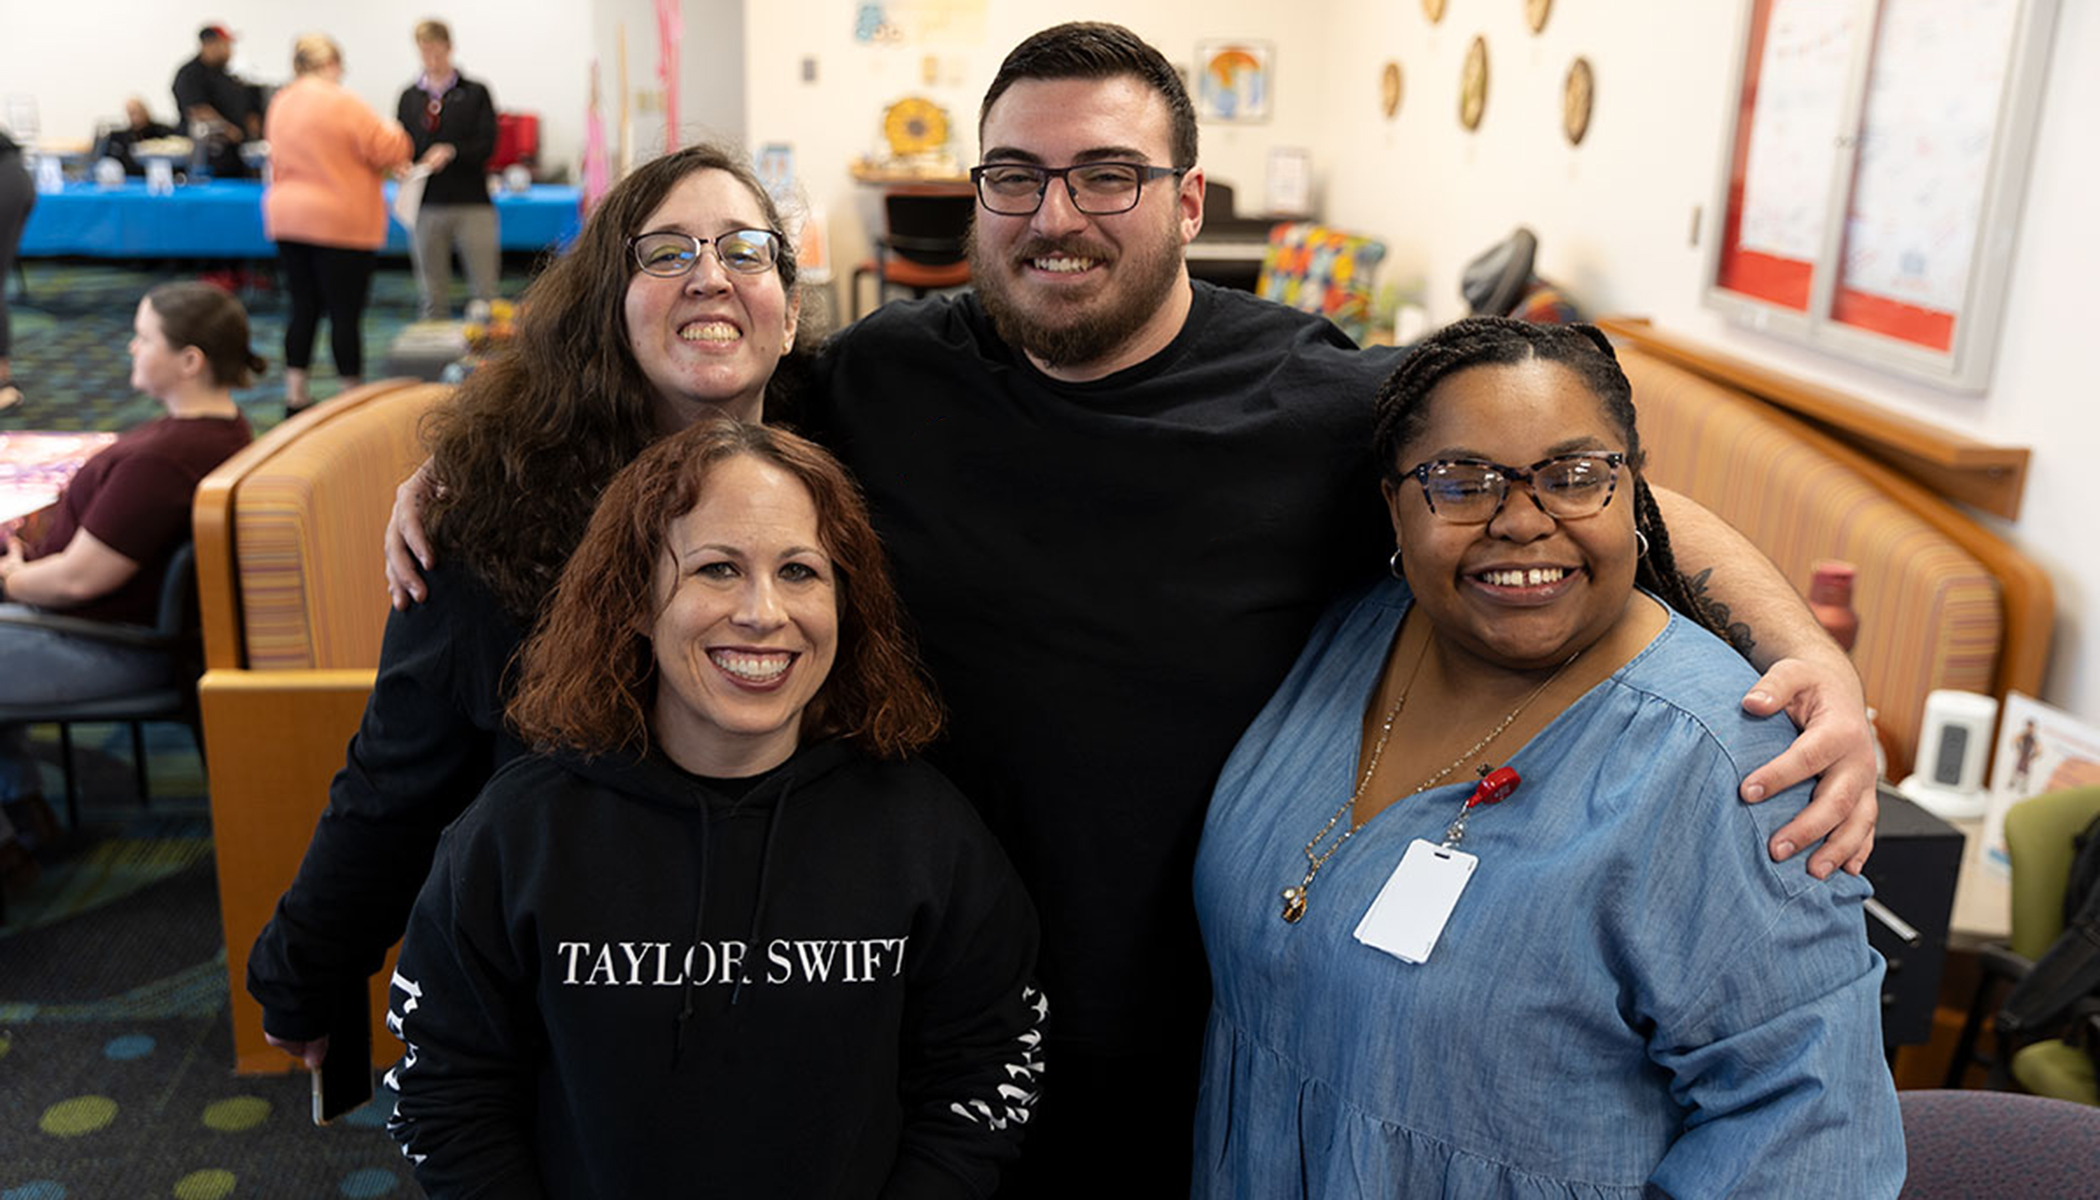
{"left": 979, "top": 22, "right": 1198, "bottom": 169}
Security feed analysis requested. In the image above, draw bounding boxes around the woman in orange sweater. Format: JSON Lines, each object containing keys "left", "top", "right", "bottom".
{"left": 263, "top": 34, "right": 411, "bottom": 417}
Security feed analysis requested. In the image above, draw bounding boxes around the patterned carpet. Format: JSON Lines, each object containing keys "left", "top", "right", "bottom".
{"left": 0, "top": 726, "right": 411, "bottom": 1199}
{"left": 0, "top": 722, "right": 409, "bottom": 1200}
{"left": 0, "top": 259, "right": 550, "bottom": 1199}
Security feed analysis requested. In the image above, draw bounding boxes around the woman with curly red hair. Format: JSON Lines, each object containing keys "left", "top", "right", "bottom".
{"left": 384, "top": 420, "right": 1043, "bottom": 1198}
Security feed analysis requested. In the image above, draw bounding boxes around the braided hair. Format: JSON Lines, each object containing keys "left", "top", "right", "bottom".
{"left": 1371, "top": 316, "right": 1745, "bottom": 650}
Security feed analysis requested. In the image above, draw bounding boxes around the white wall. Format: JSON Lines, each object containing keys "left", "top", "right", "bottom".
{"left": 742, "top": 0, "right": 1336, "bottom": 292}
{"left": 6, "top": 1, "right": 2092, "bottom": 716}
{"left": 1314, "top": 0, "right": 2100, "bottom": 720}
{"left": 0, "top": 1, "right": 591, "bottom": 172}
{"left": 590, "top": 0, "right": 747, "bottom": 169}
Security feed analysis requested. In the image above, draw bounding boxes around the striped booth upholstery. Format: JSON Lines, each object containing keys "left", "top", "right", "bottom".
{"left": 193, "top": 379, "right": 451, "bottom": 1073}
{"left": 1620, "top": 346, "right": 2041, "bottom": 778}
{"left": 1256, "top": 223, "right": 1387, "bottom": 345}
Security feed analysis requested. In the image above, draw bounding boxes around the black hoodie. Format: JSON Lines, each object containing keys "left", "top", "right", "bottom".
{"left": 384, "top": 740, "right": 1044, "bottom": 1199}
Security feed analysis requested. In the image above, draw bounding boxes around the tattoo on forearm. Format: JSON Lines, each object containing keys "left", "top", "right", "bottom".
{"left": 1685, "top": 567, "right": 1758, "bottom": 657}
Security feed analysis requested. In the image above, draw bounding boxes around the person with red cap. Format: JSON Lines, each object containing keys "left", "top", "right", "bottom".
{"left": 172, "top": 24, "right": 259, "bottom": 179}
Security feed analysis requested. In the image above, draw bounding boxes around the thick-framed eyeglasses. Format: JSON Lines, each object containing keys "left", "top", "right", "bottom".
{"left": 969, "top": 161, "right": 1190, "bottom": 216}
{"left": 628, "top": 229, "right": 784, "bottom": 278}
{"left": 1399, "top": 451, "right": 1628, "bottom": 524}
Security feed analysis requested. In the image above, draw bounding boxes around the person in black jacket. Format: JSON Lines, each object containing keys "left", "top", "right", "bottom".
{"left": 247, "top": 142, "right": 803, "bottom": 1073}
{"left": 0, "top": 131, "right": 29, "bottom": 412}
{"left": 396, "top": 20, "right": 498, "bottom": 319}
{"left": 170, "top": 24, "right": 258, "bottom": 179}
{"left": 92, "top": 98, "right": 180, "bottom": 178}
{"left": 385, "top": 419, "right": 1042, "bottom": 1198}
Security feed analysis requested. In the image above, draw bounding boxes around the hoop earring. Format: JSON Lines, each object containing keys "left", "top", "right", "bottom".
{"left": 1635, "top": 530, "right": 1651, "bottom": 558}
{"left": 1389, "top": 547, "right": 1406, "bottom": 580}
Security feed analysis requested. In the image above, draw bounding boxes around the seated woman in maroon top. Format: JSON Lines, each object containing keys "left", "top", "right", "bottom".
{"left": 0, "top": 281, "right": 258, "bottom": 813}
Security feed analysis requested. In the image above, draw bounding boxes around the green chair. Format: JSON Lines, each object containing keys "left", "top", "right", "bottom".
{"left": 1945, "top": 784, "right": 2100, "bottom": 1103}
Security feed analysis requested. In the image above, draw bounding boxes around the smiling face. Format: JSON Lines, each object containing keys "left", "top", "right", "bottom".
{"left": 128, "top": 298, "right": 195, "bottom": 400}
{"left": 650, "top": 454, "right": 839, "bottom": 777}
{"left": 969, "top": 74, "right": 1202, "bottom": 379}
{"left": 623, "top": 168, "right": 800, "bottom": 429}
{"left": 1383, "top": 359, "right": 1641, "bottom": 674}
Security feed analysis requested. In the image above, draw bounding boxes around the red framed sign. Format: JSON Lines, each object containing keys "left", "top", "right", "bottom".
{"left": 1705, "top": 0, "right": 2059, "bottom": 391}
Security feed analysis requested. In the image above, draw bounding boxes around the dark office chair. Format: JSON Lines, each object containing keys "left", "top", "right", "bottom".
{"left": 851, "top": 190, "right": 973, "bottom": 319}
{"left": 0, "top": 541, "right": 206, "bottom": 826}
{"left": 1944, "top": 784, "right": 2100, "bottom": 1104}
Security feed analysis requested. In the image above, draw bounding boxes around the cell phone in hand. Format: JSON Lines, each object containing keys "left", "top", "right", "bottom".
{"left": 310, "top": 1013, "right": 374, "bottom": 1125}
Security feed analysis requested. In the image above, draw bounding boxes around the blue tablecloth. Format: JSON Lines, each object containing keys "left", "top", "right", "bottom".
{"left": 18, "top": 180, "right": 582, "bottom": 258}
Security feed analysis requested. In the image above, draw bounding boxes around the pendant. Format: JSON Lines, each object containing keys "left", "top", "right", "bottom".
{"left": 1280, "top": 886, "right": 1306, "bottom": 924}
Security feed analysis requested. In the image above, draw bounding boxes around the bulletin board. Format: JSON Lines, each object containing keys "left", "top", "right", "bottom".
{"left": 1705, "top": 0, "right": 2060, "bottom": 392}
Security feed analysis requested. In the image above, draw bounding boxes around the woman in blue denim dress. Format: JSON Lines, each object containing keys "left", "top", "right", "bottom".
{"left": 1191, "top": 318, "right": 1905, "bottom": 1198}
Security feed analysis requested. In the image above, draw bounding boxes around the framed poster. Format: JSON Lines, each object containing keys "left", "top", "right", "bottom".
{"left": 1196, "top": 41, "right": 1273, "bottom": 123}
{"left": 1981, "top": 692, "right": 2100, "bottom": 875}
{"left": 1705, "top": 0, "right": 2060, "bottom": 392}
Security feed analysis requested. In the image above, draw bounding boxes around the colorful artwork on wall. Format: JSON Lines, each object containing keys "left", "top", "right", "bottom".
{"left": 1196, "top": 40, "right": 1274, "bottom": 123}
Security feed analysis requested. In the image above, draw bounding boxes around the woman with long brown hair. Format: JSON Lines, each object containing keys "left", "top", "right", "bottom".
{"left": 384, "top": 420, "right": 1041, "bottom": 1198}
{"left": 247, "top": 143, "right": 806, "bottom": 1072}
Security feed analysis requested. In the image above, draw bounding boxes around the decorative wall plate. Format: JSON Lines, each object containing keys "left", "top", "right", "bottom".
{"left": 881, "top": 96, "right": 949, "bottom": 158}
{"left": 1563, "top": 57, "right": 1594, "bottom": 145}
{"left": 1525, "top": 0, "right": 1553, "bottom": 34}
{"left": 1459, "top": 36, "right": 1489, "bottom": 130}
{"left": 1381, "top": 61, "right": 1404, "bottom": 119}
{"left": 1422, "top": 0, "right": 1447, "bottom": 24}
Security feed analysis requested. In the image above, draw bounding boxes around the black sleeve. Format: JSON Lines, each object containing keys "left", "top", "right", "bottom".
{"left": 245, "top": 565, "right": 523, "bottom": 1043}
{"left": 883, "top": 793, "right": 1044, "bottom": 1199}
{"left": 398, "top": 86, "right": 432, "bottom": 158}
{"left": 171, "top": 62, "right": 204, "bottom": 120}
{"left": 456, "top": 80, "right": 498, "bottom": 171}
{"left": 385, "top": 812, "right": 549, "bottom": 1199}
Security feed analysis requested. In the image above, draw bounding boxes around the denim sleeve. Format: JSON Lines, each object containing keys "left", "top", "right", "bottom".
{"left": 1643, "top": 759, "right": 1906, "bottom": 1198}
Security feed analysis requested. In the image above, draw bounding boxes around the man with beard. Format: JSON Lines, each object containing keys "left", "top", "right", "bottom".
{"left": 380, "top": 22, "right": 1877, "bottom": 1193}
{"left": 796, "top": 21, "right": 1879, "bottom": 1195}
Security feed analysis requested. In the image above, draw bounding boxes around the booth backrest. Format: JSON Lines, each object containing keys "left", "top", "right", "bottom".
{"left": 1619, "top": 344, "right": 2048, "bottom": 778}
{"left": 196, "top": 380, "right": 451, "bottom": 672}
{"left": 193, "top": 378, "right": 453, "bottom": 1076}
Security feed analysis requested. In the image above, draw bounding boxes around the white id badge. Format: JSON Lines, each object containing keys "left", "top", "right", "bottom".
{"left": 1352, "top": 839, "right": 1477, "bottom": 964}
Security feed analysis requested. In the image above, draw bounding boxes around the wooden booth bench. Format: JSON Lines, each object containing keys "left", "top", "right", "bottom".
{"left": 1600, "top": 318, "right": 2051, "bottom": 779}
{"left": 194, "top": 379, "right": 450, "bottom": 1073}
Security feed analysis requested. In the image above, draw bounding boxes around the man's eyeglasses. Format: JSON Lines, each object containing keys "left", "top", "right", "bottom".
{"left": 969, "top": 161, "right": 1189, "bottom": 216}
{"left": 1398, "top": 451, "right": 1628, "bottom": 524}
{"left": 628, "top": 229, "right": 784, "bottom": 278}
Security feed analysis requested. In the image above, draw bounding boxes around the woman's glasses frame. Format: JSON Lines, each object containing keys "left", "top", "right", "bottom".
{"left": 1398, "top": 450, "right": 1628, "bottom": 524}
{"left": 627, "top": 229, "right": 785, "bottom": 278}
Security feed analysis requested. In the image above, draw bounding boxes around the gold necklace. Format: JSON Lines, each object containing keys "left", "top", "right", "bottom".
{"left": 1280, "top": 643, "right": 1583, "bottom": 924}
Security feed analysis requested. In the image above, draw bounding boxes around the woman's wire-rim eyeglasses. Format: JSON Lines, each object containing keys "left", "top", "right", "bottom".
{"left": 628, "top": 228, "right": 785, "bottom": 278}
